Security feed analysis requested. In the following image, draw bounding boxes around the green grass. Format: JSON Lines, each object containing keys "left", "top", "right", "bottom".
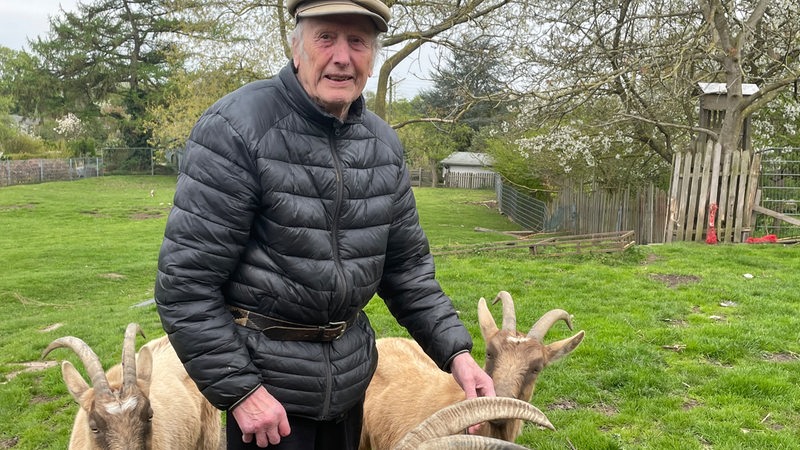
{"left": 1, "top": 177, "right": 799, "bottom": 449}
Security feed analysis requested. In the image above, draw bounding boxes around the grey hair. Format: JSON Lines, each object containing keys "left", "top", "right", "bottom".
{"left": 289, "top": 18, "right": 382, "bottom": 67}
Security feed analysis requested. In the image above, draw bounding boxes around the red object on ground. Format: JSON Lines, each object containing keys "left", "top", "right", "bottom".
{"left": 705, "top": 203, "right": 718, "bottom": 244}
{"left": 745, "top": 234, "right": 778, "bottom": 244}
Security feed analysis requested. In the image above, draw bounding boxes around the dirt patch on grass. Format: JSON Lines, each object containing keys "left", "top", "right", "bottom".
{"left": 591, "top": 403, "right": 618, "bottom": 416}
{"left": 763, "top": 352, "right": 800, "bottom": 362}
{"left": 642, "top": 253, "right": 660, "bottom": 264}
{"left": 650, "top": 273, "right": 701, "bottom": 288}
{"left": 80, "top": 209, "right": 109, "bottom": 218}
{"left": 2, "top": 361, "right": 58, "bottom": 384}
{"left": 549, "top": 398, "right": 578, "bottom": 410}
{"left": 465, "top": 200, "right": 498, "bottom": 209}
{"left": 99, "top": 273, "right": 126, "bottom": 280}
{"left": 0, "top": 203, "right": 36, "bottom": 212}
{"left": 131, "top": 211, "right": 164, "bottom": 220}
{"left": 0, "top": 436, "right": 19, "bottom": 448}
{"left": 662, "top": 318, "right": 688, "bottom": 327}
{"left": 682, "top": 398, "right": 701, "bottom": 410}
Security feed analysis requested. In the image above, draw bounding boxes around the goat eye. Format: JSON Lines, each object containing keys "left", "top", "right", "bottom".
{"left": 91, "top": 427, "right": 100, "bottom": 434}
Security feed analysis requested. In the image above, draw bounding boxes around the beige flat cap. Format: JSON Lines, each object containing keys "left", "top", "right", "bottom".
{"left": 287, "top": 0, "right": 391, "bottom": 32}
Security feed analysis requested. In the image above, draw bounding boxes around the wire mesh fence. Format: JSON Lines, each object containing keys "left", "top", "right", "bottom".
{"left": 756, "top": 147, "right": 800, "bottom": 238}
{"left": 0, "top": 148, "right": 181, "bottom": 187}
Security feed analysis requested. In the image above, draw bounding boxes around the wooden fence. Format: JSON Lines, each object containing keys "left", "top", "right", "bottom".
{"left": 665, "top": 141, "right": 761, "bottom": 243}
{"left": 549, "top": 182, "right": 668, "bottom": 244}
{"left": 443, "top": 171, "right": 497, "bottom": 189}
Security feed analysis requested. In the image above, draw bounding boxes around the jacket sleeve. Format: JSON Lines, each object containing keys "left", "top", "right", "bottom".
{"left": 154, "top": 110, "right": 263, "bottom": 410}
{"left": 376, "top": 159, "right": 473, "bottom": 371}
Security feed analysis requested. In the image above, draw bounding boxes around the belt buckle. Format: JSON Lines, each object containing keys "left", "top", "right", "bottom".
{"left": 327, "top": 321, "right": 347, "bottom": 339}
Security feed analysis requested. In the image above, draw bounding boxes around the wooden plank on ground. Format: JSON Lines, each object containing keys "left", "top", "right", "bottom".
{"left": 528, "top": 231, "right": 635, "bottom": 257}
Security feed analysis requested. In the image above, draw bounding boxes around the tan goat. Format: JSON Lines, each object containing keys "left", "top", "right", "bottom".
{"left": 43, "top": 323, "right": 221, "bottom": 450}
{"left": 360, "top": 291, "right": 585, "bottom": 449}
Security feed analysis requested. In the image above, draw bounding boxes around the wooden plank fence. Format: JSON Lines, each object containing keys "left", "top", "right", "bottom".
{"left": 550, "top": 182, "right": 668, "bottom": 244}
{"left": 665, "top": 141, "right": 761, "bottom": 243}
{"left": 444, "top": 172, "right": 497, "bottom": 189}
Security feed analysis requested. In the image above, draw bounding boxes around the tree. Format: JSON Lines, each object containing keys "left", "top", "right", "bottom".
{"left": 145, "top": 62, "right": 264, "bottom": 151}
{"left": 29, "top": 0, "right": 218, "bottom": 146}
{"left": 420, "top": 36, "right": 514, "bottom": 130}
{"left": 512, "top": 0, "right": 800, "bottom": 162}
{"left": 370, "top": 0, "right": 537, "bottom": 120}
{"left": 0, "top": 47, "right": 61, "bottom": 118}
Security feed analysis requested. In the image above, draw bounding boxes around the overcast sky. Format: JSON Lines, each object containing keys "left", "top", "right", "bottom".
{"left": 0, "top": 1, "right": 79, "bottom": 51}
{"left": 0, "top": 0, "right": 432, "bottom": 98}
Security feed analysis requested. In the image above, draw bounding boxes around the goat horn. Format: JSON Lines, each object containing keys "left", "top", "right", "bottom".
{"left": 491, "top": 291, "right": 516, "bottom": 332}
{"left": 42, "top": 336, "right": 112, "bottom": 397}
{"left": 527, "top": 309, "right": 573, "bottom": 341}
{"left": 393, "top": 397, "right": 553, "bottom": 450}
{"left": 415, "top": 435, "right": 532, "bottom": 450}
{"left": 122, "top": 323, "right": 145, "bottom": 394}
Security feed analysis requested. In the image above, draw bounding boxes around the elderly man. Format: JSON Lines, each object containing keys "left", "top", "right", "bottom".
{"left": 154, "top": 0, "right": 495, "bottom": 448}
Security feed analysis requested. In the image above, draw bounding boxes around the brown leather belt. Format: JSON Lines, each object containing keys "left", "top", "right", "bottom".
{"left": 228, "top": 306, "right": 355, "bottom": 342}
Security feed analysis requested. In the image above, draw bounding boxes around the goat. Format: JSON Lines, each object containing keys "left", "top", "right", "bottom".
{"left": 43, "top": 323, "right": 221, "bottom": 450}
{"left": 360, "top": 291, "right": 585, "bottom": 449}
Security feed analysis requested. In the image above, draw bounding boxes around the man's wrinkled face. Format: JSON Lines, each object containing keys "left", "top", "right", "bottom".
{"left": 293, "top": 15, "right": 376, "bottom": 119}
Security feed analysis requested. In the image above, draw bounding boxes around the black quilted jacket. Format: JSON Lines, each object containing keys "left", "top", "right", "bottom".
{"left": 154, "top": 62, "right": 473, "bottom": 419}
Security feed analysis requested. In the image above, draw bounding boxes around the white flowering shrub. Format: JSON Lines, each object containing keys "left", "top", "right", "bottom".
{"left": 53, "top": 113, "right": 83, "bottom": 138}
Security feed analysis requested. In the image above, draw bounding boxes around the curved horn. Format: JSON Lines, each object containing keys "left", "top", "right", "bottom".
{"left": 42, "top": 336, "right": 112, "bottom": 396}
{"left": 527, "top": 309, "right": 573, "bottom": 341}
{"left": 491, "top": 291, "right": 516, "bottom": 332}
{"left": 416, "top": 435, "right": 532, "bottom": 450}
{"left": 393, "top": 397, "right": 554, "bottom": 450}
{"left": 122, "top": 323, "right": 145, "bottom": 393}
{"left": 477, "top": 297, "right": 498, "bottom": 340}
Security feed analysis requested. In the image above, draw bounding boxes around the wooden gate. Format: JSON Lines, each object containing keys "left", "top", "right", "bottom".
{"left": 665, "top": 141, "right": 761, "bottom": 243}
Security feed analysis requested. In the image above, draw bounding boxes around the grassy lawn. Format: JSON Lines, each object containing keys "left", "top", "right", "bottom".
{"left": 1, "top": 176, "right": 798, "bottom": 449}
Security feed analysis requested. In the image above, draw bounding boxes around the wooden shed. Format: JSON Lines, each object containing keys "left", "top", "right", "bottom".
{"left": 440, "top": 152, "right": 496, "bottom": 188}
{"left": 696, "top": 82, "right": 759, "bottom": 151}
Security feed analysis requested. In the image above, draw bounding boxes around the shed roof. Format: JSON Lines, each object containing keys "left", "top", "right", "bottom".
{"left": 698, "top": 82, "right": 759, "bottom": 96}
{"left": 440, "top": 152, "right": 494, "bottom": 167}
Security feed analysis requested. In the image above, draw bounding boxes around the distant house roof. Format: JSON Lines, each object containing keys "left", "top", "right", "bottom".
{"left": 698, "top": 82, "right": 759, "bottom": 96}
{"left": 440, "top": 152, "right": 494, "bottom": 167}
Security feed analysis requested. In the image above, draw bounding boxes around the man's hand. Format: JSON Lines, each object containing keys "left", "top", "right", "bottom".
{"left": 449, "top": 352, "right": 495, "bottom": 434}
{"left": 231, "top": 386, "right": 291, "bottom": 447}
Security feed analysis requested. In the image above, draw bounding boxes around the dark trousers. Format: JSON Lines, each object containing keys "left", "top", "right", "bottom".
{"left": 225, "top": 401, "right": 363, "bottom": 450}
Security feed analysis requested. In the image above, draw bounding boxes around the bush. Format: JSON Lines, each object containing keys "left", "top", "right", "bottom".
{"left": 0, "top": 131, "right": 47, "bottom": 158}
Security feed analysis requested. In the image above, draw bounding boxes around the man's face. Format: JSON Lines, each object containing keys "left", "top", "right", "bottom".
{"left": 293, "top": 15, "right": 376, "bottom": 119}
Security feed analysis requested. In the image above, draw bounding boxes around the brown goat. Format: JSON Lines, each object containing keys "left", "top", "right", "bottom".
{"left": 43, "top": 323, "right": 221, "bottom": 450}
{"left": 360, "top": 291, "right": 585, "bottom": 449}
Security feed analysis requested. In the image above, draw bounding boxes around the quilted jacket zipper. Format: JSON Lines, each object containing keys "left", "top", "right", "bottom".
{"left": 322, "top": 123, "right": 347, "bottom": 418}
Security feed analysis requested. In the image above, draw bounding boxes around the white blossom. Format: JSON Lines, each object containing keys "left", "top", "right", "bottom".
{"left": 54, "top": 113, "right": 83, "bottom": 137}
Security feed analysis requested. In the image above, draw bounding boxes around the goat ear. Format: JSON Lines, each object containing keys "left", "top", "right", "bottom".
{"left": 136, "top": 347, "right": 153, "bottom": 397}
{"left": 61, "top": 361, "right": 90, "bottom": 402}
{"left": 477, "top": 297, "right": 498, "bottom": 341}
{"left": 545, "top": 330, "right": 585, "bottom": 364}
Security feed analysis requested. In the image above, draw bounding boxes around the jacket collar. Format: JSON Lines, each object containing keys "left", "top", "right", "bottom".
{"left": 279, "top": 61, "right": 365, "bottom": 127}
